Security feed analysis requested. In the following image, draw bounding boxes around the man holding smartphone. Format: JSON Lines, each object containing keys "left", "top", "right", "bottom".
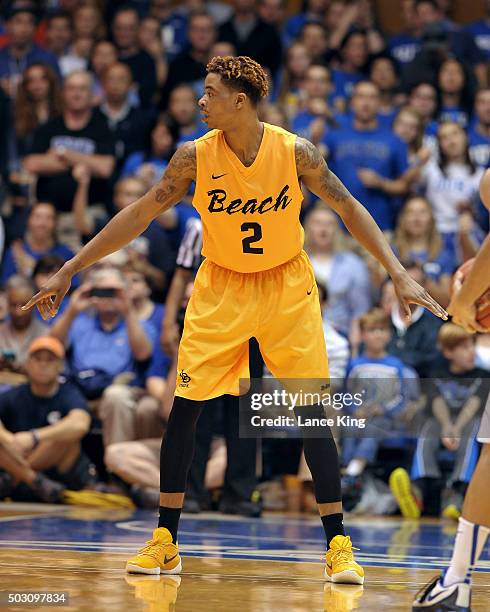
{"left": 49, "top": 267, "right": 155, "bottom": 401}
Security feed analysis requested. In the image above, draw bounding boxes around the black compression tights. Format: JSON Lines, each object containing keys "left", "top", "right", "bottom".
{"left": 160, "top": 396, "right": 204, "bottom": 493}
{"left": 293, "top": 405, "right": 342, "bottom": 504}
{"left": 159, "top": 398, "right": 341, "bottom": 505}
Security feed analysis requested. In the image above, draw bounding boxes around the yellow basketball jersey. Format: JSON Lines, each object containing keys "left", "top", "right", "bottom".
{"left": 192, "top": 122, "right": 304, "bottom": 273}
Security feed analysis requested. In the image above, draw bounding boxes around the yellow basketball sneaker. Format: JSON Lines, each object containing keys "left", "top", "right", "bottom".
{"left": 325, "top": 535, "right": 364, "bottom": 585}
{"left": 389, "top": 467, "right": 421, "bottom": 519}
{"left": 126, "top": 528, "right": 182, "bottom": 575}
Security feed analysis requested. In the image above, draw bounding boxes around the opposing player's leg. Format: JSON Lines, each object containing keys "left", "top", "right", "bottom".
{"left": 126, "top": 260, "right": 256, "bottom": 574}
{"left": 256, "top": 251, "right": 364, "bottom": 584}
{"left": 413, "top": 399, "right": 490, "bottom": 611}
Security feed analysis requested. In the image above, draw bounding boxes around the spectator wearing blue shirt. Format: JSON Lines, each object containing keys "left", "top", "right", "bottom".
{"left": 299, "top": 21, "right": 329, "bottom": 63}
{"left": 324, "top": 80, "right": 409, "bottom": 232}
{"left": 160, "top": 11, "right": 217, "bottom": 109}
{"left": 304, "top": 202, "right": 372, "bottom": 337}
{"left": 148, "top": 0, "right": 188, "bottom": 61}
{"left": 0, "top": 6, "right": 60, "bottom": 100}
{"left": 392, "top": 196, "right": 456, "bottom": 306}
{"left": 291, "top": 63, "right": 334, "bottom": 144}
{"left": 465, "top": 0, "right": 490, "bottom": 60}
{"left": 98, "top": 268, "right": 171, "bottom": 470}
{"left": 123, "top": 265, "right": 165, "bottom": 338}
{"left": 407, "top": 82, "right": 439, "bottom": 152}
{"left": 1, "top": 202, "right": 74, "bottom": 284}
{"left": 284, "top": 0, "right": 327, "bottom": 44}
{"left": 368, "top": 55, "right": 400, "bottom": 129}
{"left": 272, "top": 41, "right": 311, "bottom": 114}
{"left": 120, "top": 116, "right": 176, "bottom": 188}
{"left": 392, "top": 107, "right": 432, "bottom": 169}
{"left": 469, "top": 88, "right": 490, "bottom": 168}
{"left": 388, "top": 0, "right": 421, "bottom": 66}
{"left": 341, "top": 308, "right": 417, "bottom": 509}
{"left": 436, "top": 58, "right": 475, "bottom": 129}
{"left": 167, "top": 85, "right": 207, "bottom": 147}
{"left": 49, "top": 267, "right": 155, "bottom": 398}
{"left": 414, "top": 1, "right": 486, "bottom": 84}
{"left": 330, "top": 30, "right": 368, "bottom": 113}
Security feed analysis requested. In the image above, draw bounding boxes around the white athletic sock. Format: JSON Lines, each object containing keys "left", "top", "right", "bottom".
{"left": 443, "top": 517, "right": 490, "bottom": 587}
{"left": 346, "top": 459, "right": 365, "bottom": 477}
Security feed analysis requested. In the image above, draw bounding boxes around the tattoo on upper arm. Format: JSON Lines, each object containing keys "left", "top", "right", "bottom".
{"left": 295, "top": 137, "right": 325, "bottom": 175}
{"left": 295, "top": 137, "right": 351, "bottom": 204}
{"left": 154, "top": 141, "right": 196, "bottom": 207}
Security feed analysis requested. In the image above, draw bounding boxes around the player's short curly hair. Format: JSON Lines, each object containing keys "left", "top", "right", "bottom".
{"left": 206, "top": 56, "right": 269, "bottom": 106}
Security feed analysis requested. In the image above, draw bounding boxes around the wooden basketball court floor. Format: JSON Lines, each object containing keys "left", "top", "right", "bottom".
{"left": 0, "top": 503, "right": 489, "bottom": 611}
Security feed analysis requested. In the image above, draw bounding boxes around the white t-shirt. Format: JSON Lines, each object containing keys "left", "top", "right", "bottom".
{"left": 420, "top": 159, "right": 484, "bottom": 234}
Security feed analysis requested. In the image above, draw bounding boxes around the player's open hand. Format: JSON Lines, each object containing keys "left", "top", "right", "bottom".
{"left": 392, "top": 271, "right": 448, "bottom": 322}
{"left": 21, "top": 266, "right": 73, "bottom": 320}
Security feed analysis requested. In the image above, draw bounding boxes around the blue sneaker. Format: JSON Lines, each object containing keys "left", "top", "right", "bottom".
{"left": 412, "top": 573, "right": 471, "bottom": 611}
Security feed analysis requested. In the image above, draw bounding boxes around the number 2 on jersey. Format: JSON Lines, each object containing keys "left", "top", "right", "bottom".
{"left": 241, "top": 222, "right": 264, "bottom": 254}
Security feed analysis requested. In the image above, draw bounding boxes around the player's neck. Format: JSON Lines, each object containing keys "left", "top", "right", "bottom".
{"left": 222, "top": 118, "right": 264, "bottom": 167}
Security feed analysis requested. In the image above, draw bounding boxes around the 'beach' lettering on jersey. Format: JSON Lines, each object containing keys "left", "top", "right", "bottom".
{"left": 207, "top": 185, "right": 292, "bottom": 215}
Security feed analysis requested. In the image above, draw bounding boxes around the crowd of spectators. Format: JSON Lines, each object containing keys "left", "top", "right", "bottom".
{"left": 0, "top": 0, "right": 490, "bottom": 518}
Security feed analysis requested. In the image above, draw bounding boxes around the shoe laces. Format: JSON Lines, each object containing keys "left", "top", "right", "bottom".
{"left": 327, "top": 538, "right": 360, "bottom": 565}
{"left": 138, "top": 539, "right": 166, "bottom": 561}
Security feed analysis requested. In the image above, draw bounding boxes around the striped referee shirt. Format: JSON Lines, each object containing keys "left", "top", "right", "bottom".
{"left": 176, "top": 218, "right": 203, "bottom": 271}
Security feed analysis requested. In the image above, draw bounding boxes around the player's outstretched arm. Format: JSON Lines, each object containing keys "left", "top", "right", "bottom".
{"left": 22, "top": 142, "right": 196, "bottom": 320}
{"left": 295, "top": 136, "right": 448, "bottom": 321}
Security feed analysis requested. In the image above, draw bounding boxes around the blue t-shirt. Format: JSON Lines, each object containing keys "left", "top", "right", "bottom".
{"left": 391, "top": 242, "right": 456, "bottom": 281}
{"left": 438, "top": 105, "right": 468, "bottom": 129}
{"left": 1, "top": 241, "right": 74, "bottom": 284}
{"left": 331, "top": 69, "right": 363, "bottom": 104}
{"left": 469, "top": 126, "right": 490, "bottom": 168}
{"left": 465, "top": 20, "right": 490, "bottom": 59}
{"left": 0, "top": 44, "right": 60, "bottom": 81}
{"left": 324, "top": 125, "right": 409, "bottom": 230}
{"left": 67, "top": 312, "right": 157, "bottom": 379}
{"left": 388, "top": 34, "right": 420, "bottom": 65}
{"left": 291, "top": 110, "right": 318, "bottom": 139}
{"left": 0, "top": 382, "right": 88, "bottom": 433}
{"left": 160, "top": 12, "right": 188, "bottom": 60}
{"left": 120, "top": 153, "right": 168, "bottom": 180}
{"left": 345, "top": 354, "right": 411, "bottom": 415}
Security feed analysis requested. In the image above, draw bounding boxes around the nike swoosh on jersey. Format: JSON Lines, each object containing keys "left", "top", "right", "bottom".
{"left": 212, "top": 173, "right": 227, "bottom": 179}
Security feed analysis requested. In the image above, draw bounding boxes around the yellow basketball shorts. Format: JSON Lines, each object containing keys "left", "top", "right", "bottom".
{"left": 175, "top": 250, "right": 330, "bottom": 401}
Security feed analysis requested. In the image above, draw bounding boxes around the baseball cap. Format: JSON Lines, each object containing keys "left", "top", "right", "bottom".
{"left": 28, "top": 336, "right": 65, "bottom": 359}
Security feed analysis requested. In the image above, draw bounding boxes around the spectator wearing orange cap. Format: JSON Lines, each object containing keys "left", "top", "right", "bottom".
{"left": 0, "top": 335, "right": 92, "bottom": 503}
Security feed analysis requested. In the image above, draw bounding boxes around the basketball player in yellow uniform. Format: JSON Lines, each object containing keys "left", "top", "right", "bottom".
{"left": 23, "top": 57, "right": 447, "bottom": 584}
{"left": 413, "top": 170, "right": 490, "bottom": 611}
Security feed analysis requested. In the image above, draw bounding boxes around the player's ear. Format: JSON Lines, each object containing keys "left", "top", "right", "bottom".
{"left": 235, "top": 92, "right": 247, "bottom": 109}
